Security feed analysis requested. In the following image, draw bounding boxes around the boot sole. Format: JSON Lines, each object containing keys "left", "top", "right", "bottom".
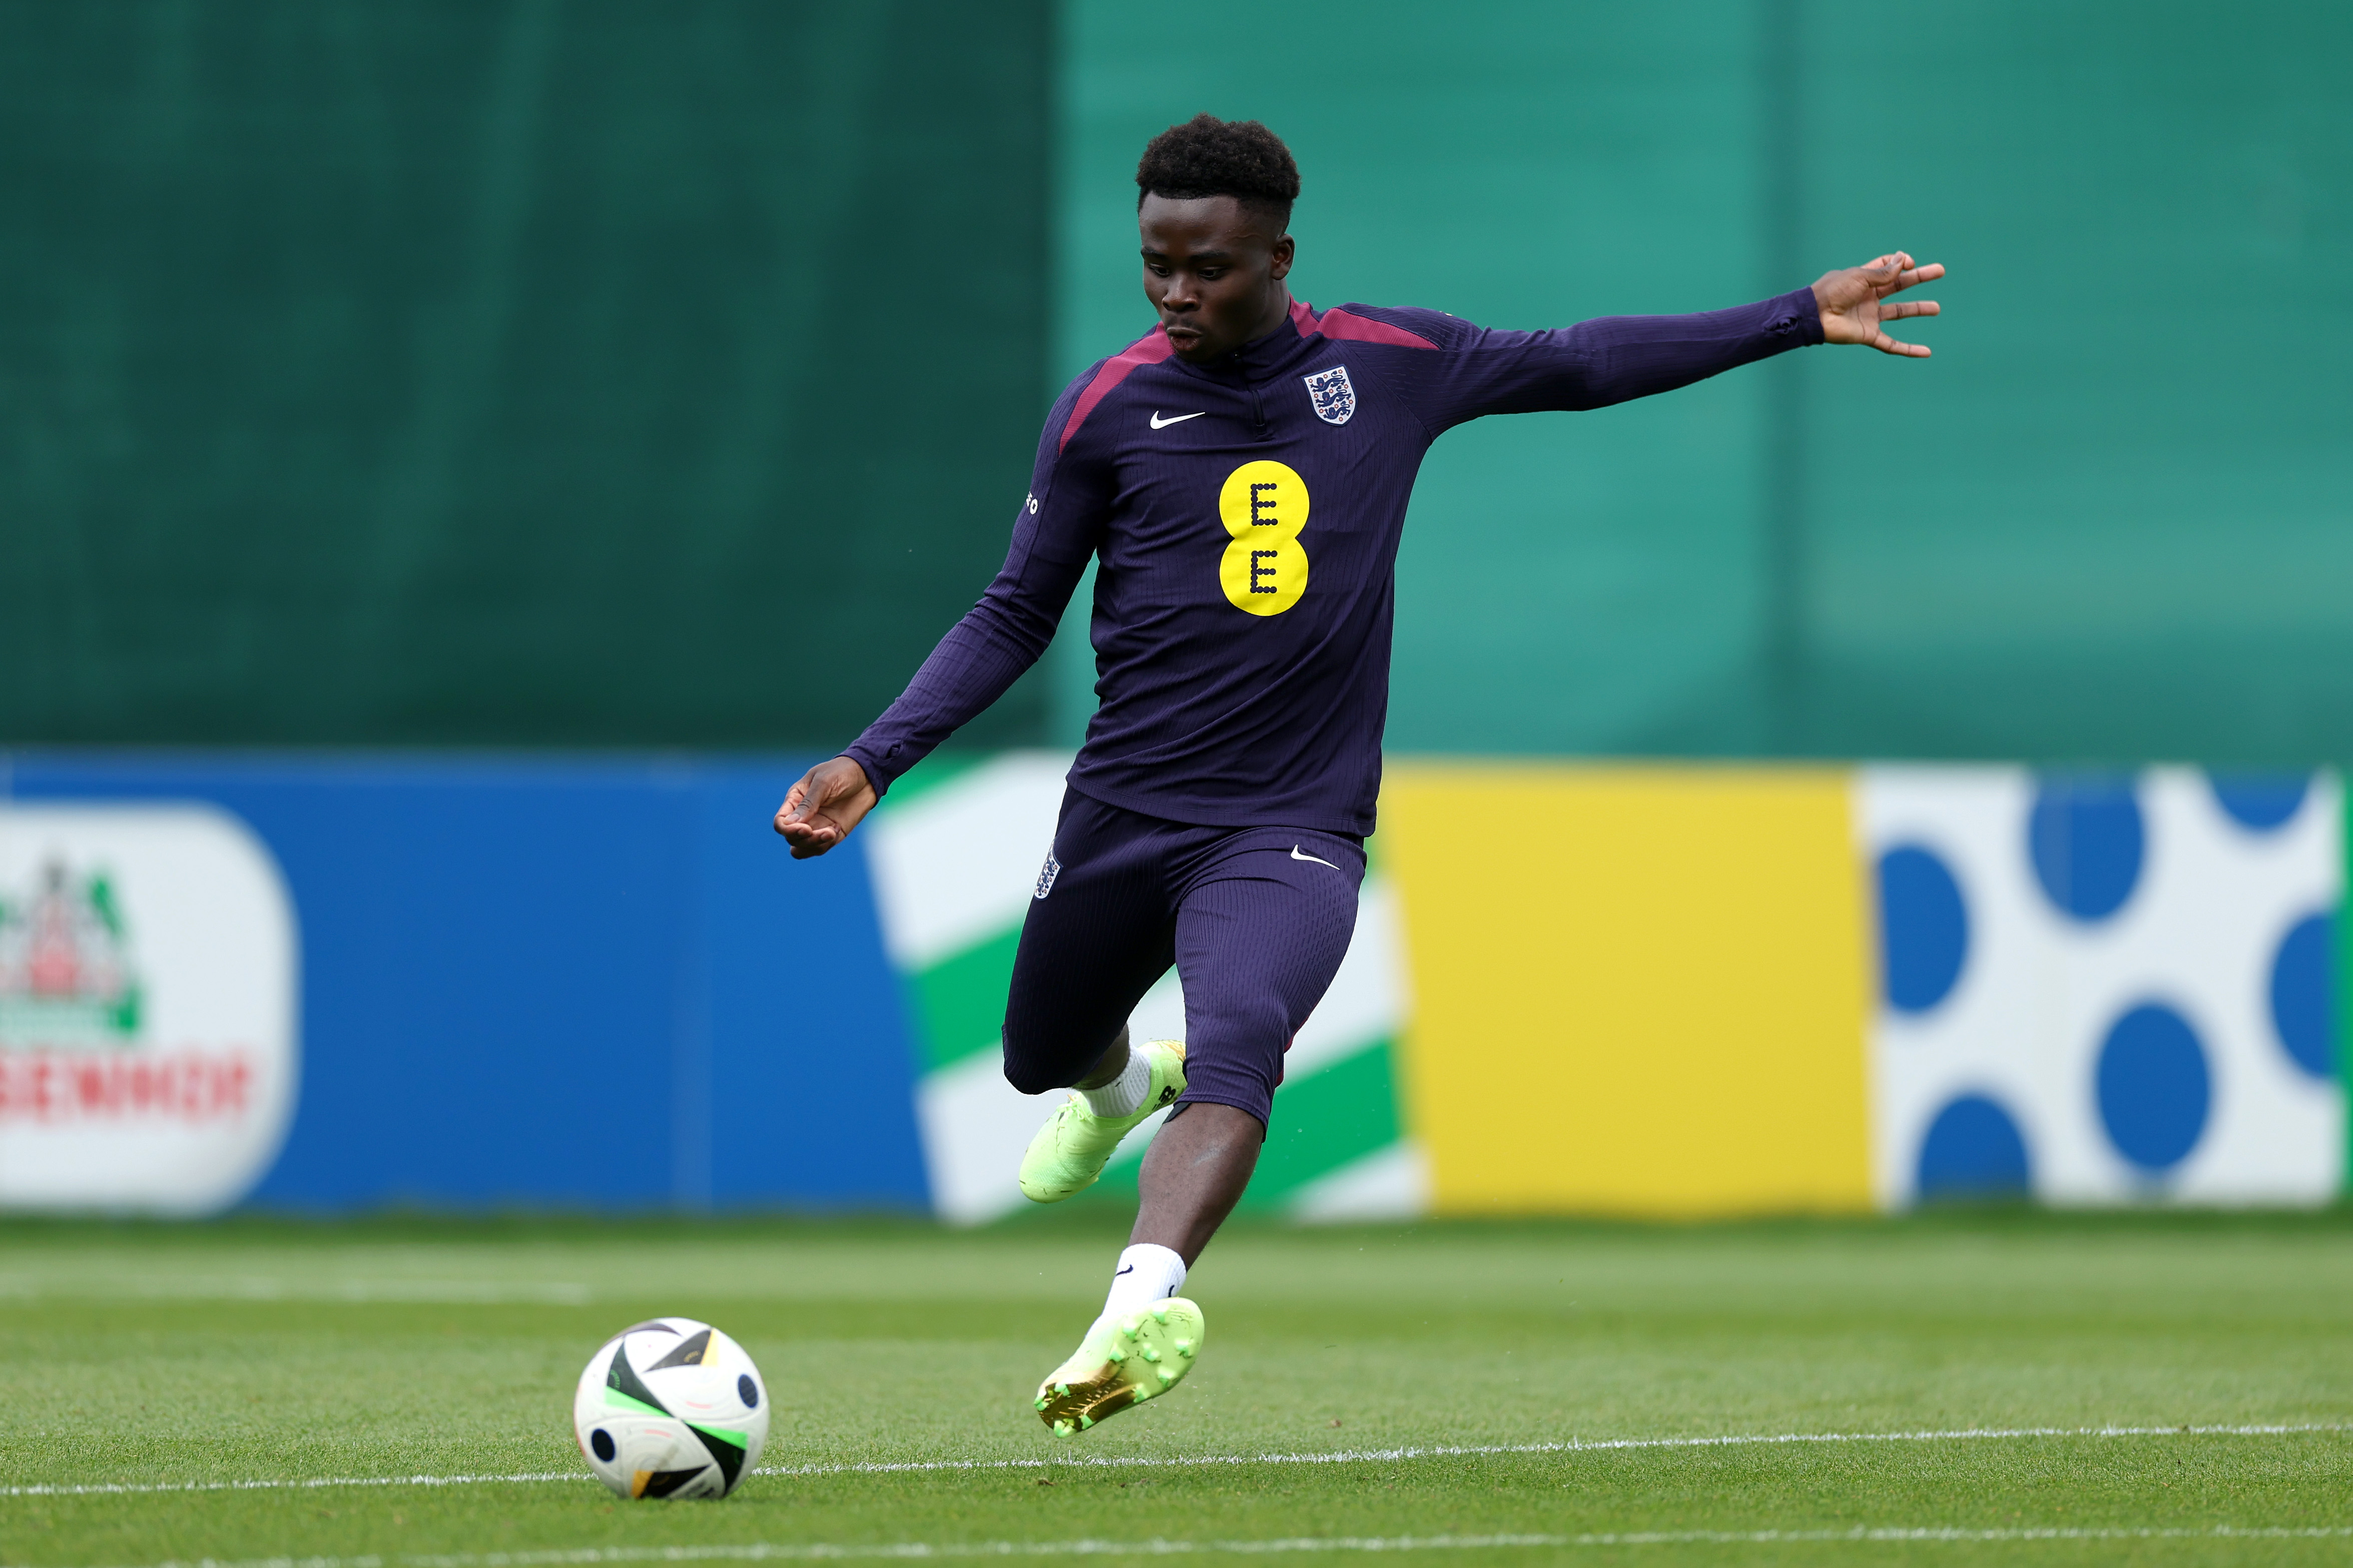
{"left": 1032, "top": 1299, "right": 1206, "bottom": 1436}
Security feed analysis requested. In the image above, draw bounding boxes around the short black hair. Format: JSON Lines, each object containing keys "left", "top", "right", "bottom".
{"left": 1135, "top": 114, "right": 1300, "bottom": 234}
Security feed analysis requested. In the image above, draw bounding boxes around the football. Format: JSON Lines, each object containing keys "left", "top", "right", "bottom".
{"left": 572, "top": 1317, "right": 770, "bottom": 1499}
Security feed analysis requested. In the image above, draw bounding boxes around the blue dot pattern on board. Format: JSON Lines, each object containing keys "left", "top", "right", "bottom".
{"left": 2095, "top": 1003, "right": 2211, "bottom": 1174}
{"left": 1915, "top": 1094, "right": 2031, "bottom": 1200}
{"left": 1878, "top": 845, "right": 1968, "bottom": 1013}
{"left": 2028, "top": 773, "right": 2144, "bottom": 921}
{"left": 2207, "top": 769, "right": 2310, "bottom": 832}
{"left": 2269, "top": 912, "right": 2334, "bottom": 1081}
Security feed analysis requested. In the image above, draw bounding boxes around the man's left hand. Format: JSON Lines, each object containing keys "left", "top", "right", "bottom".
{"left": 1814, "top": 252, "right": 1944, "bottom": 357}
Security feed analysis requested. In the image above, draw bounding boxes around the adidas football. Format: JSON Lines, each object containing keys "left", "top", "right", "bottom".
{"left": 572, "top": 1317, "right": 770, "bottom": 1499}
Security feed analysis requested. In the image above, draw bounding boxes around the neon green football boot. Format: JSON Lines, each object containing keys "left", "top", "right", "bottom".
{"left": 1033, "top": 1297, "right": 1207, "bottom": 1436}
{"left": 1017, "top": 1039, "right": 1186, "bottom": 1204}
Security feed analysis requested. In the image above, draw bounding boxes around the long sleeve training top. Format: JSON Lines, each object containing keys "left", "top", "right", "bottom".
{"left": 844, "top": 289, "right": 1823, "bottom": 836}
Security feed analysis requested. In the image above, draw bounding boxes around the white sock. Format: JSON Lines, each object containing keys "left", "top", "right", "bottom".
{"left": 1080, "top": 1045, "right": 1152, "bottom": 1118}
{"left": 1102, "top": 1243, "right": 1187, "bottom": 1316}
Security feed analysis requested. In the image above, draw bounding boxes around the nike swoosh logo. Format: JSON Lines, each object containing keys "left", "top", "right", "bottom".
{"left": 1149, "top": 410, "right": 1205, "bottom": 429}
{"left": 1291, "top": 846, "right": 1341, "bottom": 870}
{"left": 1113, "top": 1265, "right": 1135, "bottom": 1276}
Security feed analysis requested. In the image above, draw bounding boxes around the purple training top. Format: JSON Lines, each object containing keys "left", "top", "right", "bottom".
{"left": 845, "top": 290, "right": 1824, "bottom": 835}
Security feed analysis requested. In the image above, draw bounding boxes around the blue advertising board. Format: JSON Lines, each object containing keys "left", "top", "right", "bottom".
{"left": 1, "top": 752, "right": 928, "bottom": 1211}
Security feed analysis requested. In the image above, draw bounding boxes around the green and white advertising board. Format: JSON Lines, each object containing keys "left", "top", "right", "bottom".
{"left": 862, "top": 753, "right": 1421, "bottom": 1225}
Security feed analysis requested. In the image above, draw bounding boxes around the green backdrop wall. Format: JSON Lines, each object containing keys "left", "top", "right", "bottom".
{"left": 1056, "top": 0, "right": 2353, "bottom": 763}
{"left": 6, "top": 3, "right": 2347, "bottom": 764}
{"left": 0, "top": 0, "right": 1052, "bottom": 749}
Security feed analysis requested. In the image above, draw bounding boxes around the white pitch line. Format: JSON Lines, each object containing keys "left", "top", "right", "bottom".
{"left": 32, "top": 1523, "right": 2353, "bottom": 1568}
{"left": 750, "top": 1421, "right": 2352, "bottom": 1480}
{"left": 3, "top": 1421, "right": 2344, "bottom": 1501}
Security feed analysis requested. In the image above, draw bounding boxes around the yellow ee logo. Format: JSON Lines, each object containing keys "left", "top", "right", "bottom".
{"left": 1217, "top": 460, "right": 1309, "bottom": 615}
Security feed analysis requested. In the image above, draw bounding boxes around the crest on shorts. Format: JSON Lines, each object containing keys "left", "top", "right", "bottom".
{"left": 1302, "top": 365, "right": 1356, "bottom": 425}
{"left": 1033, "top": 852, "right": 1061, "bottom": 900}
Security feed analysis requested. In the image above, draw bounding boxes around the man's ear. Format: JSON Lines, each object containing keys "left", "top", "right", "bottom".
{"left": 1269, "top": 233, "right": 1295, "bottom": 282}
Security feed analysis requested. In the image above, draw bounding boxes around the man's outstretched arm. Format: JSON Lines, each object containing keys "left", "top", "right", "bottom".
{"left": 1377, "top": 251, "right": 1945, "bottom": 431}
{"left": 1558, "top": 250, "right": 1944, "bottom": 396}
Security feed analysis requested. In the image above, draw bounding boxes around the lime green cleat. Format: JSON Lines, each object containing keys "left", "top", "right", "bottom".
{"left": 1017, "top": 1039, "right": 1186, "bottom": 1204}
{"left": 1032, "top": 1298, "right": 1207, "bottom": 1436}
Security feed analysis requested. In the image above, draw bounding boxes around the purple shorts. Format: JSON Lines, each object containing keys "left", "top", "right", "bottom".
{"left": 999, "top": 787, "right": 1364, "bottom": 1128}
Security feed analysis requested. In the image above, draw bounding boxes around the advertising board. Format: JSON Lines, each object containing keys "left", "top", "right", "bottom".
{"left": 0, "top": 804, "right": 298, "bottom": 1212}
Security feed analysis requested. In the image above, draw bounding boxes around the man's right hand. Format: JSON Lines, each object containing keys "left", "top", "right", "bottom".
{"left": 774, "top": 756, "right": 878, "bottom": 859}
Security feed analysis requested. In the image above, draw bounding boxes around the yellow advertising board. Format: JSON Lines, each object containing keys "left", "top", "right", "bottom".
{"left": 1381, "top": 764, "right": 1873, "bottom": 1216}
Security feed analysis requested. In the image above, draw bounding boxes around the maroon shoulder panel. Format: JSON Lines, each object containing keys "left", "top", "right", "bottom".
{"left": 1059, "top": 328, "right": 1175, "bottom": 451}
{"left": 1317, "top": 308, "right": 1440, "bottom": 351}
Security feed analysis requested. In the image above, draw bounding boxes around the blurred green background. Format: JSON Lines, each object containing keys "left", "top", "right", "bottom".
{"left": 5, "top": 1, "right": 2348, "bottom": 762}
{"left": 0, "top": 0, "right": 1053, "bottom": 748}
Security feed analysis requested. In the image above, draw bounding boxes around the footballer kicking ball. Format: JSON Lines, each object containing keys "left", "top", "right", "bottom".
{"left": 573, "top": 1318, "right": 770, "bottom": 1499}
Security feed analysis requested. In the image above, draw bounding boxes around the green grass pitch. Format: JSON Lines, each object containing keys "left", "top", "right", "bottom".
{"left": 1, "top": 1209, "right": 2348, "bottom": 1566}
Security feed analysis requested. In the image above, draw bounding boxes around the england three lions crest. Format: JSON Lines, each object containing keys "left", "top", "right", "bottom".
{"left": 1302, "top": 365, "right": 1356, "bottom": 425}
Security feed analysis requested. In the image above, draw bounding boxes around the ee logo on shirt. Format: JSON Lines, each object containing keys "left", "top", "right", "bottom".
{"left": 1217, "top": 460, "right": 1309, "bottom": 616}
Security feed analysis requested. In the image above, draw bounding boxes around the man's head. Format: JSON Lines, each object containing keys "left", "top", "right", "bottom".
{"left": 1135, "top": 115, "right": 1300, "bottom": 362}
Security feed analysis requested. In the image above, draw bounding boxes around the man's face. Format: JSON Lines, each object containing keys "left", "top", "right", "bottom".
{"left": 1139, "top": 194, "right": 1295, "bottom": 362}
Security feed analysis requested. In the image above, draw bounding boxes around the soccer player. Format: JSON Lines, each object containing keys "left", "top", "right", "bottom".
{"left": 776, "top": 115, "right": 1940, "bottom": 1435}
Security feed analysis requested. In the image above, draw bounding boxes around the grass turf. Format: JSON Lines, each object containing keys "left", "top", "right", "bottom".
{"left": 0, "top": 1209, "right": 2347, "bottom": 1565}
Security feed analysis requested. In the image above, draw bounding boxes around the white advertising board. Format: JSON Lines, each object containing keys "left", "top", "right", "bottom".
{"left": 0, "top": 804, "right": 299, "bottom": 1212}
{"left": 1863, "top": 766, "right": 2342, "bottom": 1208}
